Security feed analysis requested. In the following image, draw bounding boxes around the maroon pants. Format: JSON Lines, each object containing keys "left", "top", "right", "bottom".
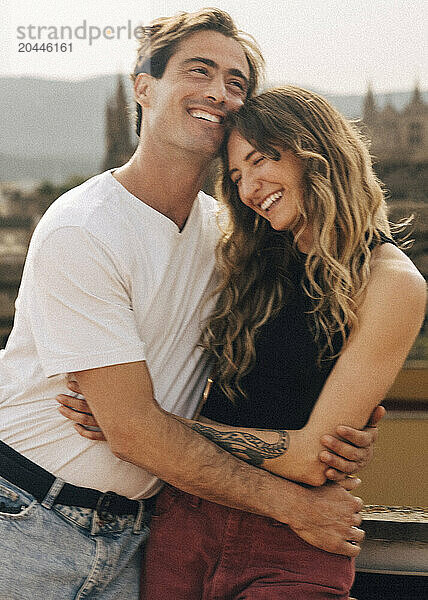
{"left": 141, "top": 485, "right": 354, "bottom": 599}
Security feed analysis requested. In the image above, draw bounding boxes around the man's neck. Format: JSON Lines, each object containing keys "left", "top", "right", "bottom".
{"left": 113, "top": 141, "right": 213, "bottom": 230}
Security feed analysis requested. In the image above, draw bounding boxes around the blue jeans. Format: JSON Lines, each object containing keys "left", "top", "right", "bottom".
{"left": 0, "top": 475, "right": 150, "bottom": 599}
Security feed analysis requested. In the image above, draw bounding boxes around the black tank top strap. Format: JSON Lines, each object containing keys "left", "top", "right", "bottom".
{"left": 368, "top": 231, "right": 397, "bottom": 251}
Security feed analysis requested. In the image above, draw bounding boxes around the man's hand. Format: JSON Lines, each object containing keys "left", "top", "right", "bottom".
{"left": 320, "top": 405, "right": 386, "bottom": 481}
{"left": 288, "top": 481, "right": 365, "bottom": 556}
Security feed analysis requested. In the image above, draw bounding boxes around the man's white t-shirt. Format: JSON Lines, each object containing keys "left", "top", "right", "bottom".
{"left": 0, "top": 171, "right": 219, "bottom": 498}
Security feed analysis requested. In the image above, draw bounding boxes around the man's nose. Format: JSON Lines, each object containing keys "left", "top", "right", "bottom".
{"left": 204, "top": 76, "right": 227, "bottom": 103}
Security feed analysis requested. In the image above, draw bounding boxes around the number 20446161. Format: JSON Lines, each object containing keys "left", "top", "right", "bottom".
{"left": 18, "top": 42, "right": 73, "bottom": 52}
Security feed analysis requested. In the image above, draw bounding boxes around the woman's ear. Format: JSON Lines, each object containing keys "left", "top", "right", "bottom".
{"left": 134, "top": 72, "right": 154, "bottom": 108}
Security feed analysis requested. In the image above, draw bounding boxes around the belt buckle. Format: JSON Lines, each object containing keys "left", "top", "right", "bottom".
{"left": 96, "top": 490, "right": 118, "bottom": 523}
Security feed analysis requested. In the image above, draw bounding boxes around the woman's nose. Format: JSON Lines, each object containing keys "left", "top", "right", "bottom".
{"left": 240, "top": 177, "right": 261, "bottom": 206}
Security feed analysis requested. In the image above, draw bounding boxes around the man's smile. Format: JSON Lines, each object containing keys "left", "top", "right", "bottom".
{"left": 188, "top": 108, "right": 225, "bottom": 124}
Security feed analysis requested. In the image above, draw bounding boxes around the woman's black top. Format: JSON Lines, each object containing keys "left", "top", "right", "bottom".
{"left": 201, "top": 236, "right": 396, "bottom": 430}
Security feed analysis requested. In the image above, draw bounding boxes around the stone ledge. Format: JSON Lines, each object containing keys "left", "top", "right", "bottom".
{"left": 357, "top": 506, "right": 428, "bottom": 575}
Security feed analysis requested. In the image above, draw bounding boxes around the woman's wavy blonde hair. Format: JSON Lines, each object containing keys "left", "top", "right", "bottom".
{"left": 202, "top": 85, "right": 400, "bottom": 401}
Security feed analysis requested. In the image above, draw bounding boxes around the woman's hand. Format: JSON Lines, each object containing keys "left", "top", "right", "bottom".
{"left": 56, "top": 377, "right": 384, "bottom": 479}
{"left": 57, "top": 377, "right": 107, "bottom": 440}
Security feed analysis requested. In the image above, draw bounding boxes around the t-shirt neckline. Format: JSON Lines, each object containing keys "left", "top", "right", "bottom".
{"left": 106, "top": 169, "right": 200, "bottom": 237}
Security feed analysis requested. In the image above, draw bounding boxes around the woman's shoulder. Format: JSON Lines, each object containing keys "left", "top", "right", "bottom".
{"left": 351, "top": 244, "right": 426, "bottom": 356}
{"left": 369, "top": 243, "right": 426, "bottom": 312}
{"left": 371, "top": 242, "right": 423, "bottom": 278}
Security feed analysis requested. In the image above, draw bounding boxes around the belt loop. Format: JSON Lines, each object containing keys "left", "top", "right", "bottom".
{"left": 41, "top": 477, "right": 66, "bottom": 509}
{"left": 133, "top": 500, "right": 145, "bottom": 534}
{"left": 189, "top": 495, "right": 202, "bottom": 508}
{"left": 91, "top": 510, "right": 100, "bottom": 536}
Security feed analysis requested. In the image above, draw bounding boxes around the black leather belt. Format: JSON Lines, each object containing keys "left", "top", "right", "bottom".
{"left": 0, "top": 440, "right": 156, "bottom": 517}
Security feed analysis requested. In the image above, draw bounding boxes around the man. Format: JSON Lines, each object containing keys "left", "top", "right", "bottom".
{"left": 0, "top": 9, "right": 380, "bottom": 598}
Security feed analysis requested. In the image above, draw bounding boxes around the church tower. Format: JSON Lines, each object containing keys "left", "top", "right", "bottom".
{"left": 410, "top": 81, "right": 423, "bottom": 106}
{"left": 404, "top": 81, "right": 427, "bottom": 155}
{"left": 363, "top": 83, "right": 376, "bottom": 125}
{"left": 362, "top": 83, "right": 428, "bottom": 162}
{"left": 102, "top": 75, "right": 135, "bottom": 171}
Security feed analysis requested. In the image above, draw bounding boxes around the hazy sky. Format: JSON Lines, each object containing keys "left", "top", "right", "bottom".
{"left": 3, "top": 0, "right": 427, "bottom": 94}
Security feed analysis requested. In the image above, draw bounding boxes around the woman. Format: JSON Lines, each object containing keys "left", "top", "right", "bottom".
{"left": 60, "top": 86, "right": 426, "bottom": 598}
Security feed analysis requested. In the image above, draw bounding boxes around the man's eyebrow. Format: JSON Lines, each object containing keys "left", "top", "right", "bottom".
{"left": 228, "top": 150, "right": 257, "bottom": 177}
{"left": 182, "top": 57, "right": 249, "bottom": 88}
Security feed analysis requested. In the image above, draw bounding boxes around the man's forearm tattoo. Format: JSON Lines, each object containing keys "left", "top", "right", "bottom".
{"left": 191, "top": 423, "right": 289, "bottom": 467}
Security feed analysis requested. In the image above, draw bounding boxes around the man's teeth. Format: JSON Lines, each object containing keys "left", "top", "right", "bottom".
{"left": 260, "top": 191, "right": 282, "bottom": 211}
{"left": 189, "top": 109, "right": 222, "bottom": 123}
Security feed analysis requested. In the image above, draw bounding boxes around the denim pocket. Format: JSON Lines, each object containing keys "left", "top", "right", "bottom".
{"left": 0, "top": 481, "right": 37, "bottom": 519}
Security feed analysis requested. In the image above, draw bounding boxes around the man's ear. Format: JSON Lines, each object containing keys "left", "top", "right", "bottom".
{"left": 134, "top": 73, "right": 155, "bottom": 108}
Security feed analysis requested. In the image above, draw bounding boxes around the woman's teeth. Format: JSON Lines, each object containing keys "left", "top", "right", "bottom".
{"left": 260, "top": 191, "right": 283, "bottom": 211}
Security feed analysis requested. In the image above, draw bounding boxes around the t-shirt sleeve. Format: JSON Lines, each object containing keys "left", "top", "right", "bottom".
{"left": 27, "top": 226, "right": 146, "bottom": 377}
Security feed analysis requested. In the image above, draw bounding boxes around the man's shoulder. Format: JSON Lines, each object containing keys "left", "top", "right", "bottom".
{"left": 32, "top": 171, "right": 131, "bottom": 245}
{"left": 42, "top": 170, "right": 117, "bottom": 223}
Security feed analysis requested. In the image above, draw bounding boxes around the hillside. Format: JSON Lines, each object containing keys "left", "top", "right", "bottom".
{"left": 1, "top": 75, "right": 426, "bottom": 183}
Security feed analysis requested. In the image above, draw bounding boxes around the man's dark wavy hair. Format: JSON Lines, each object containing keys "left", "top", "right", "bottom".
{"left": 131, "top": 8, "right": 264, "bottom": 136}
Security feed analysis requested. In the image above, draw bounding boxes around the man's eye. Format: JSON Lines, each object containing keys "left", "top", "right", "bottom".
{"left": 229, "top": 80, "right": 245, "bottom": 91}
{"left": 191, "top": 67, "right": 208, "bottom": 75}
{"left": 253, "top": 157, "right": 265, "bottom": 166}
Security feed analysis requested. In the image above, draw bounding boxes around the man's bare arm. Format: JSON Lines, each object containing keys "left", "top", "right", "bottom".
{"left": 58, "top": 379, "right": 383, "bottom": 480}
{"left": 71, "top": 360, "right": 364, "bottom": 556}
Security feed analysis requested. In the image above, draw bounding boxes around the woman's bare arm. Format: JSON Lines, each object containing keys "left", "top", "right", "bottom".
{"left": 264, "top": 245, "right": 424, "bottom": 484}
